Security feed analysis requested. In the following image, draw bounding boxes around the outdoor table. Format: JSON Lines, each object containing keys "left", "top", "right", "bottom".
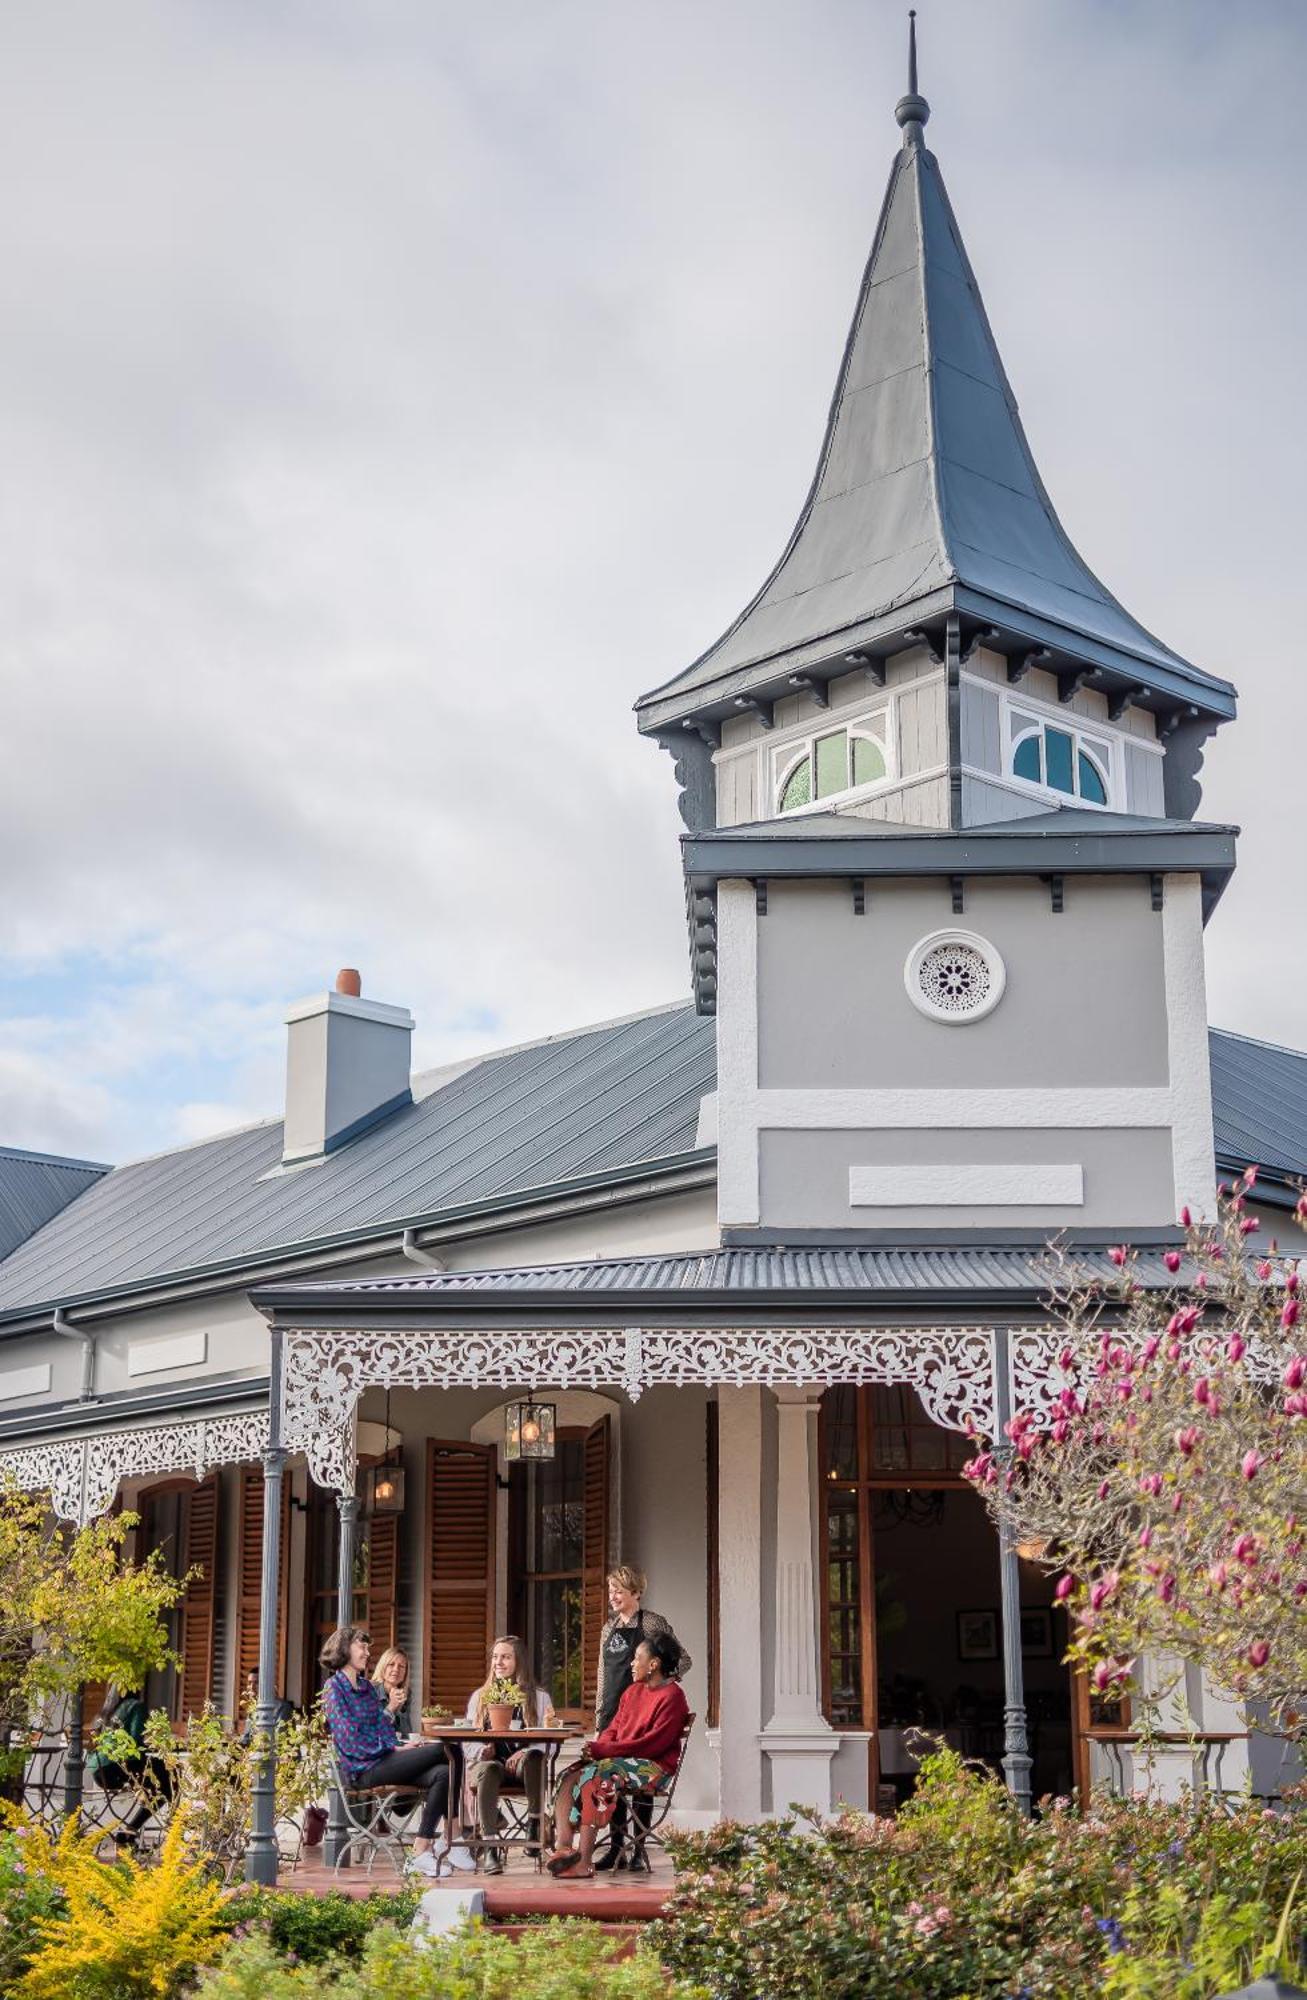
{"left": 1085, "top": 1727, "right": 1246, "bottom": 1802}
{"left": 420, "top": 1724, "right": 572, "bottom": 1877}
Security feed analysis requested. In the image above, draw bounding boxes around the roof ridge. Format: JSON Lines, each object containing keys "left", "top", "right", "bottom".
{"left": 0, "top": 1145, "right": 111, "bottom": 1173}
{"left": 1209, "top": 1024, "right": 1307, "bottom": 1063}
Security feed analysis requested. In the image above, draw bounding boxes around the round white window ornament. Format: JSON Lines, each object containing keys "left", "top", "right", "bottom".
{"left": 904, "top": 930, "right": 1006, "bottom": 1024}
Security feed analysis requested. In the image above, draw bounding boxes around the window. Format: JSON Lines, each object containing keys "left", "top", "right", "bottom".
{"left": 1011, "top": 721, "right": 1109, "bottom": 805}
{"left": 778, "top": 722, "right": 887, "bottom": 813}
{"left": 511, "top": 1434, "right": 586, "bottom": 1714}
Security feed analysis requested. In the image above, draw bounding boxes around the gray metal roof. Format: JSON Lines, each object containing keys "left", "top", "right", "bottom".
{"left": 1210, "top": 1029, "right": 1307, "bottom": 1186}
{"left": 0, "top": 1006, "right": 1299, "bottom": 1321}
{"left": 637, "top": 93, "right": 1236, "bottom": 732}
{"left": 0, "top": 1006, "right": 714, "bottom": 1317}
{"left": 0, "top": 1147, "right": 108, "bottom": 1264}
{"left": 257, "top": 1243, "right": 1185, "bottom": 1315}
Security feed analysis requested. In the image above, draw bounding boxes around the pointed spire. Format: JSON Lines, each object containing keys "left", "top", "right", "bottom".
{"left": 895, "top": 10, "right": 930, "bottom": 146}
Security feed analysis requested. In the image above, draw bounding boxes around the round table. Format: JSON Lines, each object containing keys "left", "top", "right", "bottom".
{"left": 419, "top": 1724, "right": 572, "bottom": 1876}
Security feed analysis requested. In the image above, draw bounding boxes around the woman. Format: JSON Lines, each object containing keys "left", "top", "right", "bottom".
{"left": 593, "top": 1567, "right": 690, "bottom": 1870}
{"left": 548, "top": 1631, "right": 688, "bottom": 1880}
{"left": 87, "top": 1687, "right": 176, "bottom": 1853}
{"left": 463, "top": 1635, "right": 552, "bottom": 1875}
{"left": 371, "top": 1647, "right": 413, "bottom": 1740}
{"left": 319, "top": 1624, "right": 473, "bottom": 1875}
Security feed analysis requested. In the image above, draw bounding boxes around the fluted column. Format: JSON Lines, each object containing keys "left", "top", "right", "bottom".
{"left": 760, "top": 1386, "right": 835, "bottom": 1814}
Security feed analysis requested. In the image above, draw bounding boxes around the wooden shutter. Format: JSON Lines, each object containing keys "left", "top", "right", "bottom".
{"left": 424, "top": 1441, "right": 494, "bottom": 1709}
{"left": 235, "top": 1465, "right": 291, "bottom": 1707}
{"left": 178, "top": 1475, "right": 219, "bottom": 1726}
{"left": 365, "top": 1513, "right": 400, "bottom": 1656}
{"left": 580, "top": 1417, "right": 611, "bottom": 1720}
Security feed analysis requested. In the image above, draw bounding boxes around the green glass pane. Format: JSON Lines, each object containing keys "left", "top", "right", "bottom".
{"left": 1013, "top": 733, "right": 1042, "bottom": 783}
{"left": 815, "top": 730, "right": 848, "bottom": 799}
{"left": 1045, "top": 727, "right": 1075, "bottom": 794}
{"left": 779, "top": 758, "right": 811, "bottom": 813}
{"left": 851, "top": 735, "right": 885, "bottom": 787}
{"left": 1078, "top": 750, "right": 1107, "bottom": 805}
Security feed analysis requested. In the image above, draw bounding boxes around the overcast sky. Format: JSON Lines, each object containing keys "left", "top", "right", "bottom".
{"left": 1, "top": 0, "right": 1304, "bottom": 1164}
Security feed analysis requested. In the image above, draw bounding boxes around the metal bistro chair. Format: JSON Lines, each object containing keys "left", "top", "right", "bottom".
{"left": 327, "top": 1748, "right": 423, "bottom": 1876}
{"left": 625, "top": 1711, "right": 696, "bottom": 1872}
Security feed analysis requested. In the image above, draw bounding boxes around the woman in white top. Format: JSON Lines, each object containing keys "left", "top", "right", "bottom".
{"left": 463, "top": 1634, "right": 551, "bottom": 1875}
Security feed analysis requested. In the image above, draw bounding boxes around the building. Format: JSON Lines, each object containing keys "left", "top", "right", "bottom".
{"left": 1, "top": 32, "right": 1301, "bottom": 1882}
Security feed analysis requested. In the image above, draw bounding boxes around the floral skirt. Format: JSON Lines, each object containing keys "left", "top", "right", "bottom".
{"left": 562, "top": 1756, "right": 668, "bottom": 1828}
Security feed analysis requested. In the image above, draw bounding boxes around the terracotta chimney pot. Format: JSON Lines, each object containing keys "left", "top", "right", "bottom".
{"left": 335, "top": 967, "right": 362, "bottom": 997}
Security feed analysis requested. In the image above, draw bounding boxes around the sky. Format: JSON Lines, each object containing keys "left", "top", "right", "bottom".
{"left": 1, "top": 0, "right": 1305, "bottom": 1165}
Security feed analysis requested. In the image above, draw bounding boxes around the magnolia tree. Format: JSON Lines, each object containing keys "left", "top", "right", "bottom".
{"left": 965, "top": 1171, "right": 1307, "bottom": 1735}
{"left": 0, "top": 1476, "right": 185, "bottom": 1793}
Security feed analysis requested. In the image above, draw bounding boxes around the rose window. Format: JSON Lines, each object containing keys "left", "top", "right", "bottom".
{"left": 904, "top": 931, "right": 1006, "bottom": 1024}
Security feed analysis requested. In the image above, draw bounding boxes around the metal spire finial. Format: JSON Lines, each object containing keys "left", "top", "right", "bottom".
{"left": 895, "top": 9, "right": 930, "bottom": 145}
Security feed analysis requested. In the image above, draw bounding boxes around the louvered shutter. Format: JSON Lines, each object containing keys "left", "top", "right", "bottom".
{"left": 580, "top": 1417, "right": 611, "bottom": 1719}
{"left": 234, "top": 1465, "right": 290, "bottom": 1706}
{"left": 423, "top": 1441, "right": 494, "bottom": 1710}
{"left": 365, "top": 1513, "right": 400, "bottom": 1656}
{"left": 177, "top": 1475, "right": 219, "bottom": 1727}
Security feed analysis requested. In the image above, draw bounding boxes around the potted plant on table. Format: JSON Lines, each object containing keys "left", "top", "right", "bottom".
{"left": 483, "top": 1677, "right": 526, "bottom": 1732}
{"left": 420, "top": 1705, "right": 456, "bottom": 1738}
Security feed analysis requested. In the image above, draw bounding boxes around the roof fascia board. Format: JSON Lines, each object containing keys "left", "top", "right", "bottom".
{"left": 0, "top": 1153, "right": 716, "bottom": 1338}
{"left": 253, "top": 1294, "right": 1054, "bottom": 1331}
{"left": 0, "top": 1372, "right": 269, "bottom": 1446}
{"left": 682, "top": 824, "right": 1237, "bottom": 884}
{"left": 951, "top": 588, "right": 1236, "bottom": 715}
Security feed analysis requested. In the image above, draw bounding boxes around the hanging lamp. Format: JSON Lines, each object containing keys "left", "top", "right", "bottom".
{"left": 505, "top": 1394, "right": 556, "bottom": 1461}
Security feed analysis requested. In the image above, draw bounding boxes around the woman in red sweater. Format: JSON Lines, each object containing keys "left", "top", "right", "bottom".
{"left": 547, "top": 1631, "right": 689, "bottom": 1877}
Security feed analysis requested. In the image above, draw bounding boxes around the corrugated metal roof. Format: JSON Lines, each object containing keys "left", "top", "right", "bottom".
{"left": 0, "top": 1007, "right": 714, "bottom": 1314}
{"left": 0, "top": 1147, "right": 108, "bottom": 1264}
{"left": 269, "top": 1243, "right": 1178, "bottom": 1301}
{"left": 0, "top": 1007, "right": 1299, "bottom": 1318}
{"left": 1210, "top": 1029, "right": 1307, "bottom": 1184}
{"left": 637, "top": 94, "right": 1235, "bottom": 731}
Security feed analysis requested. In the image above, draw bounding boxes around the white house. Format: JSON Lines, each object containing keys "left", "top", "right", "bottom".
{"left": 1, "top": 38, "right": 1301, "bottom": 1884}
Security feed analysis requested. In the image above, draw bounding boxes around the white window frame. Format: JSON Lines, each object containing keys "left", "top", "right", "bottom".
{"left": 770, "top": 701, "right": 895, "bottom": 818}
{"left": 1003, "top": 700, "right": 1119, "bottom": 812}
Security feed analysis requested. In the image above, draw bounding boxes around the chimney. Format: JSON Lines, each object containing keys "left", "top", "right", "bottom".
{"left": 282, "top": 968, "right": 414, "bottom": 1166}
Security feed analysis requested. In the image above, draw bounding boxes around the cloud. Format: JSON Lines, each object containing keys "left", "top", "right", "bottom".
{"left": 0, "top": 0, "right": 1303, "bottom": 1158}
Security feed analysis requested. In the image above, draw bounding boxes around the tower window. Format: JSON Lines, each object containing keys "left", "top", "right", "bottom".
{"left": 1011, "top": 722, "right": 1109, "bottom": 806}
{"left": 777, "top": 724, "right": 887, "bottom": 814}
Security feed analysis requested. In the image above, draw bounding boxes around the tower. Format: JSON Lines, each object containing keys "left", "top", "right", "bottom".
{"left": 640, "top": 23, "right": 1238, "bottom": 1247}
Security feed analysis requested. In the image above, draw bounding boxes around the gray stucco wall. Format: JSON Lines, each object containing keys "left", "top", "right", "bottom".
{"left": 757, "top": 877, "right": 1169, "bottom": 1092}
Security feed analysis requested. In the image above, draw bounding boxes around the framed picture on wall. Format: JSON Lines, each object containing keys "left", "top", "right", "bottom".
{"left": 1020, "top": 1608, "right": 1054, "bottom": 1658}
{"left": 956, "top": 1608, "right": 998, "bottom": 1661}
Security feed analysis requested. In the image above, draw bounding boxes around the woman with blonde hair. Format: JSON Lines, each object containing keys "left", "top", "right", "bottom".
{"left": 370, "top": 1646, "right": 413, "bottom": 1739}
{"left": 462, "top": 1635, "right": 551, "bottom": 1875}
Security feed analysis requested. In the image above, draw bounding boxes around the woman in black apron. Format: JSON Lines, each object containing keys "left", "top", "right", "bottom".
{"left": 593, "top": 1565, "right": 690, "bottom": 1868}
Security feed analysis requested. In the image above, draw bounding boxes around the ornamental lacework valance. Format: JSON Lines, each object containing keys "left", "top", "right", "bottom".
{"left": 0, "top": 1410, "right": 269, "bottom": 1525}
{"left": 0, "top": 1328, "right": 1085, "bottom": 1518}
{"left": 278, "top": 1325, "right": 1076, "bottom": 1496}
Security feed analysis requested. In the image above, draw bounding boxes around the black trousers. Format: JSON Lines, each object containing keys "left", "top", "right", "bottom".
{"left": 355, "top": 1743, "right": 450, "bottom": 1840}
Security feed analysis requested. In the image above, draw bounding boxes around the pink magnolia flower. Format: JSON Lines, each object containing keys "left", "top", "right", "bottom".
{"left": 1226, "top": 1333, "right": 1247, "bottom": 1363}
{"left": 1284, "top": 1357, "right": 1305, "bottom": 1392}
{"left": 1241, "top": 1450, "right": 1263, "bottom": 1482}
{"left": 1283, "top": 1300, "right": 1300, "bottom": 1331}
{"left": 1054, "top": 1574, "right": 1076, "bottom": 1601}
{"left": 1180, "top": 1205, "right": 1193, "bottom": 1228}
{"left": 1164, "top": 1250, "right": 1182, "bottom": 1274}
{"left": 1109, "top": 1245, "right": 1128, "bottom": 1268}
{"left": 1090, "top": 1572, "right": 1120, "bottom": 1611}
{"left": 1288, "top": 1270, "right": 1301, "bottom": 1295}
{"left": 1092, "top": 1657, "right": 1133, "bottom": 1692}
{"left": 1194, "top": 1378, "right": 1213, "bottom": 1406}
{"left": 1258, "top": 1260, "right": 1273, "bottom": 1281}
{"left": 1243, "top": 1165, "right": 1259, "bottom": 1188}
{"left": 1247, "top": 1640, "right": 1271, "bottom": 1669}
{"left": 1209, "top": 1561, "right": 1228, "bottom": 1591}
{"left": 1097, "top": 1478, "right": 1111, "bottom": 1501}
{"left": 1175, "top": 1427, "right": 1199, "bottom": 1456}
{"left": 1157, "top": 1573, "right": 1177, "bottom": 1604}
{"left": 1233, "top": 1533, "right": 1259, "bottom": 1564}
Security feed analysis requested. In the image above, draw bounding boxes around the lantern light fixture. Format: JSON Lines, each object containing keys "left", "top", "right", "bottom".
{"left": 367, "top": 1386, "right": 406, "bottom": 1512}
{"left": 505, "top": 1397, "right": 556, "bottom": 1461}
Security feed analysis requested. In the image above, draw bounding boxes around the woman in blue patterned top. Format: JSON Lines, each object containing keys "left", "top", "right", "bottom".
{"left": 320, "top": 1624, "right": 473, "bottom": 1875}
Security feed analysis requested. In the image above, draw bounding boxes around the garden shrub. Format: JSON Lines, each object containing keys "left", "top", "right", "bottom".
{"left": 652, "top": 1747, "right": 1307, "bottom": 1999}
{"left": 219, "top": 1884, "right": 420, "bottom": 1964}
{"left": 0, "top": 1823, "right": 65, "bottom": 1993}
{"left": 10, "top": 1810, "right": 226, "bottom": 1998}
{"left": 195, "top": 1915, "right": 704, "bottom": 1998}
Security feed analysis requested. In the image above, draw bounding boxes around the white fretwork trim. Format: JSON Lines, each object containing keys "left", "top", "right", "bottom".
{"left": 1008, "top": 1331, "right": 1078, "bottom": 1426}
{"left": 281, "top": 1324, "right": 1001, "bottom": 1493}
{"left": 0, "top": 1409, "right": 270, "bottom": 1525}
{"left": 0, "top": 1439, "right": 87, "bottom": 1523}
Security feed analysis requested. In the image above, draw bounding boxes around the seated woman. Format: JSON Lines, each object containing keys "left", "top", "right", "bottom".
{"left": 463, "top": 1635, "right": 552, "bottom": 1875}
{"left": 320, "top": 1624, "right": 473, "bottom": 1875}
{"left": 371, "top": 1647, "right": 413, "bottom": 1739}
{"left": 547, "top": 1631, "right": 688, "bottom": 1879}
{"left": 87, "top": 1687, "right": 176, "bottom": 1853}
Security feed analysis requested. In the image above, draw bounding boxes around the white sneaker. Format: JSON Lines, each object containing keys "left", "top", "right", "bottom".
{"left": 407, "top": 1849, "right": 440, "bottom": 1877}
{"left": 448, "top": 1843, "right": 476, "bottom": 1872}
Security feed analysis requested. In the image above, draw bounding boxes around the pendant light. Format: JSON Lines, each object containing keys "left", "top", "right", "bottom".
{"left": 367, "top": 1385, "right": 406, "bottom": 1512}
{"left": 505, "top": 1395, "right": 556, "bottom": 1461}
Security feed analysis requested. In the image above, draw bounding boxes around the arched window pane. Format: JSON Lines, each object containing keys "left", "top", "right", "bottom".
{"left": 1013, "top": 733, "right": 1042, "bottom": 784}
{"left": 1078, "top": 751, "right": 1107, "bottom": 805}
{"left": 815, "top": 730, "right": 849, "bottom": 799}
{"left": 1045, "top": 727, "right": 1075, "bottom": 794}
{"left": 779, "top": 758, "right": 811, "bottom": 813}
{"left": 851, "top": 735, "right": 886, "bottom": 787}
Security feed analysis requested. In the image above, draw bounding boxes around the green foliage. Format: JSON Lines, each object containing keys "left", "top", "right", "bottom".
{"left": 0, "top": 1480, "right": 185, "bottom": 1740}
{"left": 219, "top": 1885, "right": 420, "bottom": 1965}
{"left": 653, "top": 1745, "right": 1307, "bottom": 1999}
{"left": 195, "top": 1916, "right": 703, "bottom": 1998}
{"left": 0, "top": 1823, "right": 66, "bottom": 1994}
